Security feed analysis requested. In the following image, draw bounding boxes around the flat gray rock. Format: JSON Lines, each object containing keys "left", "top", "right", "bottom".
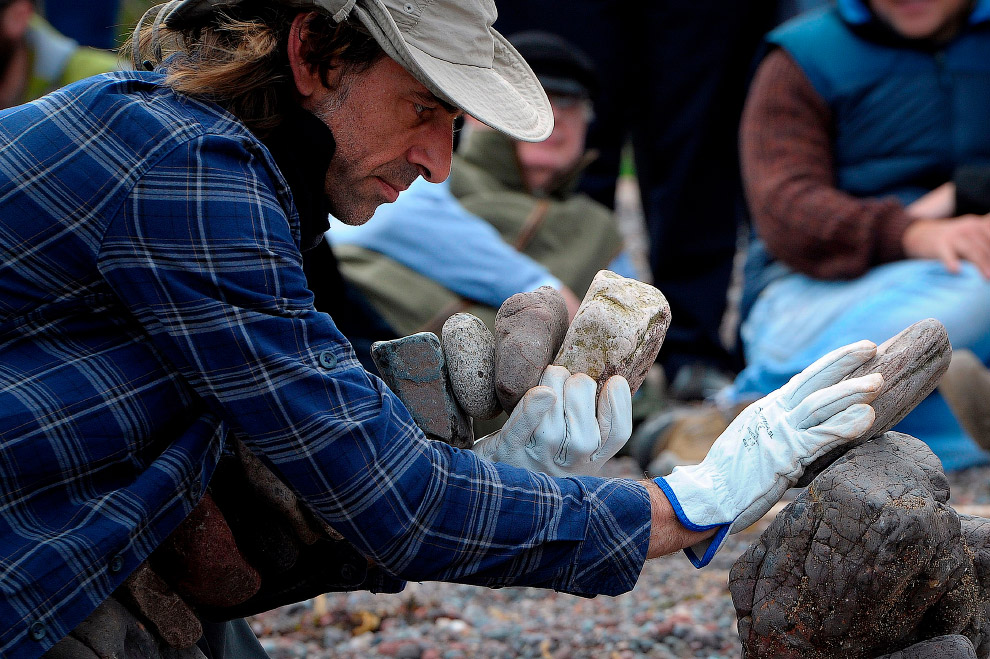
{"left": 371, "top": 332, "right": 474, "bottom": 448}
{"left": 553, "top": 270, "right": 670, "bottom": 396}
{"left": 442, "top": 313, "right": 501, "bottom": 420}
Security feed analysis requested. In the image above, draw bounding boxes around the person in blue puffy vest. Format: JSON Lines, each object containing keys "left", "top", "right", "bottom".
{"left": 719, "top": 0, "right": 990, "bottom": 471}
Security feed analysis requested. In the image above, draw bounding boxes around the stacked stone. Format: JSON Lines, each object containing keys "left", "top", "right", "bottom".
{"left": 729, "top": 319, "right": 990, "bottom": 658}
{"left": 372, "top": 271, "right": 671, "bottom": 447}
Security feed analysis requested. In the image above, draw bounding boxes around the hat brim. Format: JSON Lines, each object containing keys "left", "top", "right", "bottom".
{"left": 352, "top": 1, "right": 553, "bottom": 143}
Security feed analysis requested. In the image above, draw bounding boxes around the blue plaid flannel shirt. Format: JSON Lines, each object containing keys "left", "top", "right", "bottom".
{"left": 0, "top": 71, "right": 652, "bottom": 658}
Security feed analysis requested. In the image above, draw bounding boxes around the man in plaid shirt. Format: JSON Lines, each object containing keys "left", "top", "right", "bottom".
{"left": 0, "top": 0, "right": 884, "bottom": 657}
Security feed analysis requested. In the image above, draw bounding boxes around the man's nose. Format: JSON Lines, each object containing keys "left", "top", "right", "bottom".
{"left": 407, "top": 119, "right": 455, "bottom": 183}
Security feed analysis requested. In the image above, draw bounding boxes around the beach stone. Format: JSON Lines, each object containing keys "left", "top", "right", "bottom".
{"left": 152, "top": 493, "right": 262, "bottom": 609}
{"left": 796, "top": 318, "right": 951, "bottom": 487}
{"left": 231, "top": 438, "right": 325, "bottom": 545}
{"left": 553, "top": 270, "right": 670, "bottom": 396}
{"left": 730, "top": 432, "right": 982, "bottom": 659}
{"left": 119, "top": 562, "right": 203, "bottom": 649}
{"left": 493, "top": 287, "right": 568, "bottom": 412}
{"left": 960, "top": 514, "right": 990, "bottom": 656}
{"left": 875, "top": 635, "right": 978, "bottom": 659}
{"left": 42, "top": 596, "right": 208, "bottom": 659}
{"left": 442, "top": 313, "right": 501, "bottom": 420}
{"left": 372, "top": 332, "right": 474, "bottom": 448}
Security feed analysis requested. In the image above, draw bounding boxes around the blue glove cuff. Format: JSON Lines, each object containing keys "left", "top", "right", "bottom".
{"left": 654, "top": 476, "right": 730, "bottom": 568}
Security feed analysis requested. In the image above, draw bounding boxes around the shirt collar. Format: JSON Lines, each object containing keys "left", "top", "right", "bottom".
{"left": 262, "top": 105, "right": 337, "bottom": 251}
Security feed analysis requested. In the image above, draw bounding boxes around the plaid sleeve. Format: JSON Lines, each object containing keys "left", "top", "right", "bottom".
{"left": 97, "top": 133, "right": 651, "bottom": 596}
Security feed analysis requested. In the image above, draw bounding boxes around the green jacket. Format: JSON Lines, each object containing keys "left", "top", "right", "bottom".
{"left": 337, "top": 130, "right": 623, "bottom": 336}
{"left": 22, "top": 16, "right": 120, "bottom": 105}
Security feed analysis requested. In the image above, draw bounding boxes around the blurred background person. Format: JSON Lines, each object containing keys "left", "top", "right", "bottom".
{"left": 0, "top": 0, "right": 118, "bottom": 109}
{"left": 719, "top": 0, "right": 990, "bottom": 472}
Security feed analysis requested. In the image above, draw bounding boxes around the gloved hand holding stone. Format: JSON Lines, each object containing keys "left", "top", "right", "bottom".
{"left": 471, "top": 365, "right": 632, "bottom": 477}
{"left": 655, "top": 339, "right": 883, "bottom": 568}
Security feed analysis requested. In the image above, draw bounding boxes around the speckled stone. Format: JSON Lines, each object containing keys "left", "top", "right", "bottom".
{"left": 493, "top": 287, "right": 569, "bottom": 413}
{"left": 442, "top": 313, "right": 501, "bottom": 420}
{"left": 119, "top": 562, "right": 203, "bottom": 650}
{"left": 553, "top": 270, "right": 670, "bottom": 395}
{"left": 152, "top": 493, "right": 261, "bottom": 609}
{"left": 371, "top": 332, "right": 474, "bottom": 448}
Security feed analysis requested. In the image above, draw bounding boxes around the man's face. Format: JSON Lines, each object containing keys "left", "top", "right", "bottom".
{"left": 869, "top": 0, "right": 972, "bottom": 41}
{"left": 515, "top": 94, "right": 589, "bottom": 194}
{"left": 307, "top": 56, "right": 462, "bottom": 225}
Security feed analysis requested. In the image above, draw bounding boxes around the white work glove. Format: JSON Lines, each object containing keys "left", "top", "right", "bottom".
{"left": 472, "top": 365, "right": 632, "bottom": 477}
{"left": 655, "top": 340, "right": 882, "bottom": 568}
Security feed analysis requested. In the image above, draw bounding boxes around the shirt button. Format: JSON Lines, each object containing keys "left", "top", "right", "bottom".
{"left": 340, "top": 563, "right": 358, "bottom": 583}
{"left": 110, "top": 555, "right": 124, "bottom": 573}
{"left": 318, "top": 350, "right": 337, "bottom": 369}
{"left": 30, "top": 621, "right": 46, "bottom": 641}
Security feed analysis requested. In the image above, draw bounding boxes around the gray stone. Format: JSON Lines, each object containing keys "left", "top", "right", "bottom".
{"left": 442, "top": 313, "right": 501, "bottom": 420}
{"left": 730, "top": 433, "right": 982, "bottom": 659}
{"left": 960, "top": 515, "right": 990, "bottom": 657}
{"left": 876, "top": 636, "right": 978, "bottom": 659}
{"left": 231, "top": 438, "right": 325, "bottom": 545}
{"left": 371, "top": 332, "right": 474, "bottom": 448}
{"left": 796, "top": 318, "right": 951, "bottom": 487}
{"left": 120, "top": 562, "right": 203, "bottom": 650}
{"left": 553, "top": 270, "right": 670, "bottom": 395}
{"left": 494, "top": 287, "right": 568, "bottom": 412}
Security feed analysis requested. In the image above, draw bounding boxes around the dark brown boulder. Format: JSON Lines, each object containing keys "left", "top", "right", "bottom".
{"left": 730, "top": 432, "right": 983, "bottom": 658}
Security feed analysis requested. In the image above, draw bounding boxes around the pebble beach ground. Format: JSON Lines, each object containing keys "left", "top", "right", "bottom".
{"left": 250, "top": 458, "right": 990, "bottom": 659}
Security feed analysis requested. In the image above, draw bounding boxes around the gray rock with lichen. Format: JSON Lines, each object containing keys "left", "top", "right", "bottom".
{"left": 553, "top": 270, "right": 669, "bottom": 395}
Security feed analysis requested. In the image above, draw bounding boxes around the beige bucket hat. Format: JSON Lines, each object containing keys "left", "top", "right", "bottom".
{"left": 161, "top": 0, "right": 553, "bottom": 142}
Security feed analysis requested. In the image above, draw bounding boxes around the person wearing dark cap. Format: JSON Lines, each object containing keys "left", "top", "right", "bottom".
{"left": 0, "top": 2, "right": 883, "bottom": 658}
{"left": 333, "top": 30, "right": 637, "bottom": 337}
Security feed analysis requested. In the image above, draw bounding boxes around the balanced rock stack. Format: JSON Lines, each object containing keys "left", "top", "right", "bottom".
{"left": 372, "top": 270, "right": 671, "bottom": 447}
{"left": 730, "top": 318, "right": 990, "bottom": 658}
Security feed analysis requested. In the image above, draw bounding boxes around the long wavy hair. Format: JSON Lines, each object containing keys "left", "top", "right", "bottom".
{"left": 124, "top": 1, "right": 385, "bottom": 135}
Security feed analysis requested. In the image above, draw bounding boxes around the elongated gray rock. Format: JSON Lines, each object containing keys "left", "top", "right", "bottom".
{"left": 876, "top": 636, "right": 978, "bottom": 659}
{"left": 442, "top": 313, "right": 501, "bottom": 420}
{"left": 371, "top": 332, "right": 474, "bottom": 448}
{"left": 494, "top": 287, "right": 569, "bottom": 412}
{"left": 795, "top": 318, "right": 951, "bottom": 487}
{"left": 553, "top": 270, "right": 670, "bottom": 395}
{"left": 730, "top": 433, "right": 983, "bottom": 659}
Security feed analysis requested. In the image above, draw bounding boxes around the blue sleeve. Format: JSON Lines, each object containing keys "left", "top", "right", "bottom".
{"left": 97, "top": 134, "right": 649, "bottom": 596}
{"left": 329, "top": 178, "right": 560, "bottom": 306}
{"left": 607, "top": 251, "right": 640, "bottom": 280}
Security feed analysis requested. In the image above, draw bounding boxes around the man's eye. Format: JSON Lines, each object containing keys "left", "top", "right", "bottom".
{"left": 414, "top": 103, "right": 433, "bottom": 115}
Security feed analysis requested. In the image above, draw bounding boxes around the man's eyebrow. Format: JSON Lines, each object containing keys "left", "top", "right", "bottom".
{"left": 415, "top": 90, "right": 462, "bottom": 116}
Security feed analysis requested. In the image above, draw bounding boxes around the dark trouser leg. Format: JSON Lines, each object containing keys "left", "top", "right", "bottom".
{"left": 197, "top": 619, "right": 269, "bottom": 659}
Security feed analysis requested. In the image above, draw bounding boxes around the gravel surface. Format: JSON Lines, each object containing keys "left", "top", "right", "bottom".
{"left": 249, "top": 459, "right": 990, "bottom": 659}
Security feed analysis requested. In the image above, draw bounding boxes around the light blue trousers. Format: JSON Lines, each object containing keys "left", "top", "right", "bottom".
{"left": 724, "top": 260, "right": 990, "bottom": 471}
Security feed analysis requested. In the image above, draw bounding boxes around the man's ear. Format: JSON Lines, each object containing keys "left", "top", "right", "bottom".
{"left": 287, "top": 11, "right": 327, "bottom": 100}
